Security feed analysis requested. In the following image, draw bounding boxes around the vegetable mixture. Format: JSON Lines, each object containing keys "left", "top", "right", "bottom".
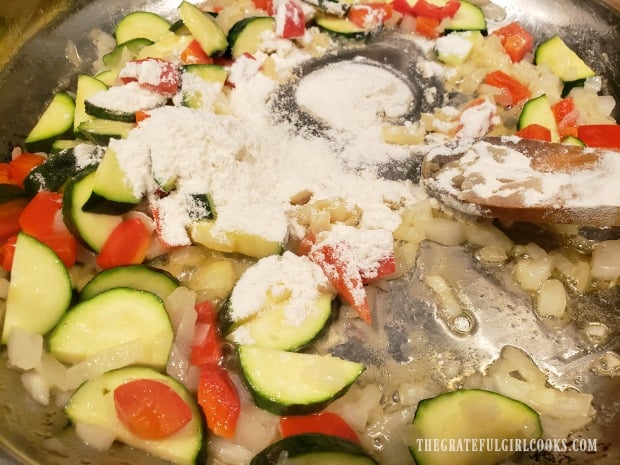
{"left": 0, "top": 1, "right": 619, "bottom": 464}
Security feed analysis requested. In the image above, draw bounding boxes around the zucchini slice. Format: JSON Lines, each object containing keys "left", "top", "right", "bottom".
{"left": 250, "top": 433, "right": 378, "bottom": 465}
{"left": 238, "top": 345, "right": 365, "bottom": 415}
{"left": 74, "top": 74, "right": 109, "bottom": 132}
{"left": 535, "top": 35, "right": 595, "bottom": 83}
{"left": 408, "top": 389, "right": 542, "bottom": 465}
{"left": 189, "top": 219, "right": 285, "bottom": 258}
{"left": 79, "top": 264, "right": 179, "bottom": 301}
{"left": 1, "top": 233, "right": 72, "bottom": 343}
{"left": 182, "top": 64, "right": 228, "bottom": 109}
{"left": 314, "top": 15, "right": 371, "bottom": 39}
{"left": 135, "top": 31, "right": 194, "bottom": 61}
{"left": 77, "top": 118, "right": 136, "bottom": 145}
{"left": 83, "top": 148, "right": 141, "bottom": 214}
{"left": 62, "top": 169, "right": 123, "bottom": 251}
{"left": 227, "top": 16, "right": 276, "bottom": 59}
{"left": 114, "top": 11, "right": 172, "bottom": 44}
{"left": 518, "top": 94, "right": 560, "bottom": 142}
{"left": 221, "top": 253, "right": 335, "bottom": 351}
{"left": 84, "top": 84, "right": 167, "bottom": 123}
{"left": 102, "top": 37, "right": 154, "bottom": 68}
{"left": 301, "top": 0, "right": 350, "bottom": 17}
{"left": 64, "top": 367, "right": 202, "bottom": 465}
{"left": 443, "top": 1, "right": 487, "bottom": 33}
{"left": 24, "top": 92, "right": 75, "bottom": 152}
{"left": 49, "top": 288, "right": 173, "bottom": 367}
{"left": 178, "top": 1, "right": 228, "bottom": 56}
{"left": 22, "top": 148, "right": 80, "bottom": 195}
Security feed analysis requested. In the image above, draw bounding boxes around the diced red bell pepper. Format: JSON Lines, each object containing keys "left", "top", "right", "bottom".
{"left": 275, "top": 0, "right": 306, "bottom": 39}
{"left": 191, "top": 300, "right": 223, "bottom": 366}
{"left": 308, "top": 242, "right": 371, "bottom": 324}
{"left": 577, "top": 124, "right": 620, "bottom": 149}
{"left": 0, "top": 235, "right": 17, "bottom": 271}
{"left": 197, "top": 364, "right": 241, "bottom": 439}
{"left": 0, "top": 198, "right": 29, "bottom": 243}
{"left": 9, "top": 153, "right": 46, "bottom": 187}
{"left": 483, "top": 70, "right": 531, "bottom": 107}
{"left": 0, "top": 163, "right": 18, "bottom": 185}
{"left": 180, "top": 39, "right": 214, "bottom": 65}
{"left": 96, "top": 217, "right": 152, "bottom": 269}
{"left": 515, "top": 123, "right": 552, "bottom": 142}
{"left": 359, "top": 253, "right": 396, "bottom": 284}
{"left": 491, "top": 21, "right": 534, "bottom": 63}
{"left": 551, "top": 97, "right": 579, "bottom": 138}
{"left": 411, "top": 0, "right": 460, "bottom": 19}
{"left": 280, "top": 412, "right": 360, "bottom": 443}
{"left": 119, "top": 58, "right": 181, "bottom": 97}
{"left": 348, "top": 3, "right": 393, "bottom": 30}
{"left": 252, "top": 0, "right": 274, "bottom": 15}
{"left": 18, "top": 191, "right": 78, "bottom": 268}
{"left": 135, "top": 110, "right": 151, "bottom": 123}
{"left": 114, "top": 379, "right": 193, "bottom": 440}
{"left": 414, "top": 15, "right": 441, "bottom": 39}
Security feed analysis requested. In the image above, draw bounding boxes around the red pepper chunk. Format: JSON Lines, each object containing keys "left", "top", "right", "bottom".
{"left": 280, "top": 412, "right": 360, "bottom": 443}
{"left": 577, "top": 124, "right": 620, "bottom": 149}
{"left": 96, "top": 218, "right": 151, "bottom": 270}
{"left": 414, "top": 15, "right": 441, "bottom": 39}
{"left": 197, "top": 364, "right": 241, "bottom": 439}
{"left": 252, "top": 0, "right": 274, "bottom": 15}
{"left": 0, "top": 198, "right": 28, "bottom": 243}
{"left": 0, "top": 235, "right": 17, "bottom": 271}
{"left": 180, "top": 39, "right": 214, "bottom": 65}
{"left": 18, "top": 191, "right": 79, "bottom": 268}
{"left": 191, "top": 300, "right": 223, "bottom": 366}
{"left": 308, "top": 242, "right": 371, "bottom": 324}
{"left": 483, "top": 70, "right": 531, "bottom": 107}
{"left": 551, "top": 97, "right": 579, "bottom": 138}
{"left": 119, "top": 58, "right": 181, "bottom": 97}
{"left": 275, "top": 0, "right": 306, "bottom": 39}
{"left": 114, "top": 379, "right": 193, "bottom": 440}
{"left": 348, "top": 3, "right": 393, "bottom": 30}
{"left": 491, "top": 22, "right": 534, "bottom": 63}
{"left": 515, "top": 124, "right": 552, "bottom": 142}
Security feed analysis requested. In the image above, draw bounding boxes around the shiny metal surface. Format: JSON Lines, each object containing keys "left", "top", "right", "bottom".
{"left": 0, "top": 1, "right": 619, "bottom": 464}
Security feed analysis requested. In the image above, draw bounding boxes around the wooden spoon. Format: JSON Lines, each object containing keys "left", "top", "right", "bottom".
{"left": 421, "top": 137, "right": 620, "bottom": 227}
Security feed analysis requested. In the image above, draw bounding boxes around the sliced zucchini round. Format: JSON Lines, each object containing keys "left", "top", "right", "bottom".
{"left": 221, "top": 253, "right": 335, "bottom": 351}
{"left": 64, "top": 366, "right": 202, "bottom": 465}
{"left": 1, "top": 233, "right": 72, "bottom": 343}
{"left": 178, "top": 1, "right": 228, "bottom": 56}
{"left": 24, "top": 92, "right": 75, "bottom": 152}
{"left": 238, "top": 345, "right": 365, "bottom": 415}
{"left": 250, "top": 433, "right": 378, "bottom": 465}
{"left": 48, "top": 288, "right": 174, "bottom": 367}
{"left": 517, "top": 94, "right": 560, "bottom": 142}
{"left": 74, "top": 74, "right": 109, "bottom": 132}
{"left": 114, "top": 11, "right": 172, "bottom": 44}
{"left": 79, "top": 264, "right": 179, "bottom": 301}
{"left": 535, "top": 35, "right": 595, "bottom": 82}
{"left": 62, "top": 168, "right": 123, "bottom": 251}
{"left": 314, "top": 15, "right": 370, "bottom": 40}
{"left": 227, "top": 16, "right": 276, "bottom": 59}
{"left": 408, "top": 389, "right": 542, "bottom": 465}
{"left": 443, "top": 1, "right": 487, "bottom": 34}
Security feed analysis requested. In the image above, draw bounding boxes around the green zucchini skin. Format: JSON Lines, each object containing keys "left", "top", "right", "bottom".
{"left": 64, "top": 366, "right": 203, "bottom": 465}
{"left": 114, "top": 11, "right": 172, "bottom": 44}
{"left": 227, "top": 16, "right": 276, "bottom": 58}
{"left": 238, "top": 345, "right": 364, "bottom": 416}
{"left": 77, "top": 119, "right": 136, "bottom": 145}
{"left": 443, "top": 1, "right": 487, "bottom": 34}
{"left": 250, "top": 433, "right": 379, "bottom": 465}
{"left": 409, "top": 389, "right": 542, "bottom": 465}
{"left": 79, "top": 264, "right": 179, "bottom": 301}
{"left": 24, "top": 92, "right": 75, "bottom": 152}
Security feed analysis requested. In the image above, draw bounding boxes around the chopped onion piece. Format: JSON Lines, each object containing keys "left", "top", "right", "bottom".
{"left": 7, "top": 328, "right": 43, "bottom": 370}
{"left": 591, "top": 240, "right": 620, "bottom": 281}
{"left": 75, "top": 422, "right": 116, "bottom": 451}
{"left": 536, "top": 279, "right": 567, "bottom": 317}
{"left": 21, "top": 371, "right": 50, "bottom": 406}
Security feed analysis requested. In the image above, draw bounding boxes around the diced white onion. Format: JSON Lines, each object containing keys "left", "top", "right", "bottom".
{"left": 208, "top": 435, "right": 255, "bottom": 465}
{"left": 591, "top": 240, "right": 620, "bottom": 281}
{"left": 36, "top": 352, "right": 71, "bottom": 392}
{"left": 21, "top": 371, "right": 50, "bottom": 405}
{"left": 536, "top": 279, "right": 567, "bottom": 317}
{"left": 165, "top": 287, "right": 198, "bottom": 386}
{"left": 75, "top": 422, "right": 116, "bottom": 451}
{"left": 424, "top": 274, "right": 463, "bottom": 319}
{"left": 7, "top": 327, "right": 43, "bottom": 370}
